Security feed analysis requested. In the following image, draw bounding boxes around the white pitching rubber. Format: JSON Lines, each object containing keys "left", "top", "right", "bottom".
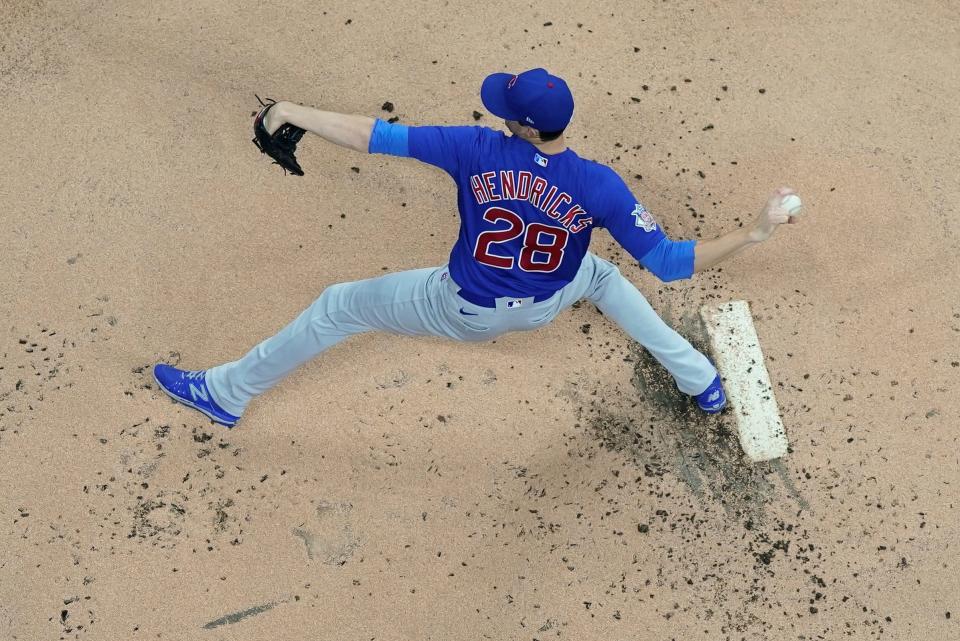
{"left": 700, "top": 300, "right": 789, "bottom": 462}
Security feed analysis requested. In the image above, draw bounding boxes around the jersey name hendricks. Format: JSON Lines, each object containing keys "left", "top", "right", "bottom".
{"left": 398, "top": 125, "right": 670, "bottom": 299}
{"left": 468, "top": 170, "right": 594, "bottom": 234}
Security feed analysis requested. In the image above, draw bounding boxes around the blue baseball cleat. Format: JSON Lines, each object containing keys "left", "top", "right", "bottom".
{"left": 153, "top": 364, "right": 240, "bottom": 427}
{"left": 695, "top": 374, "right": 727, "bottom": 414}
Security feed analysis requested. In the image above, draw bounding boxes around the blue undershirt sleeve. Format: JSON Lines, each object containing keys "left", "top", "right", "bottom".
{"left": 638, "top": 237, "right": 697, "bottom": 282}
{"left": 367, "top": 119, "right": 411, "bottom": 156}
{"left": 595, "top": 168, "right": 696, "bottom": 282}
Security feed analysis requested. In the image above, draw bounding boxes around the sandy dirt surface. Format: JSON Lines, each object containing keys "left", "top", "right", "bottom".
{"left": 2, "top": 1, "right": 958, "bottom": 639}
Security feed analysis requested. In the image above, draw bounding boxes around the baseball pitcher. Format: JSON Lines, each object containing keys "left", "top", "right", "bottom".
{"left": 153, "top": 68, "right": 798, "bottom": 427}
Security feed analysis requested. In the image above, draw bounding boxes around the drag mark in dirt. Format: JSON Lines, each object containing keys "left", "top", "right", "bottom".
{"left": 202, "top": 600, "right": 284, "bottom": 629}
{"left": 770, "top": 459, "right": 810, "bottom": 511}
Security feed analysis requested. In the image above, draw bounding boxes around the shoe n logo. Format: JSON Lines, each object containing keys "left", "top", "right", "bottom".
{"left": 189, "top": 383, "right": 209, "bottom": 402}
{"left": 707, "top": 390, "right": 720, "bottom": 402}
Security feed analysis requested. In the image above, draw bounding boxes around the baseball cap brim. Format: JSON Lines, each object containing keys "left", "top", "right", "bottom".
{"left": 480, "top": 73, "right": 523, "bottom": 121}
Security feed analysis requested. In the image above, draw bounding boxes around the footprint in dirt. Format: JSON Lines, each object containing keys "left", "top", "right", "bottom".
{"left": 292, "top": 500, "right": 360, "bottom": 566}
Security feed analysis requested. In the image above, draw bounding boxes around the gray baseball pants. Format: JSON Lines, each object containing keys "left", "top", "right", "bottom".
{"left": 205, "top": 253, "right": 717, "bottom": 417}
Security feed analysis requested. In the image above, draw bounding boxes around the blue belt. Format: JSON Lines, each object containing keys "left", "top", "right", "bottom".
{"left": 456, "top": 288, "right": 556, "bottom": 309}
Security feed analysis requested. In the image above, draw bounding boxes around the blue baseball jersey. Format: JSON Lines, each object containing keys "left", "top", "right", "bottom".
{"left": 370, "top": 121, "right": 695, "bottom": 298}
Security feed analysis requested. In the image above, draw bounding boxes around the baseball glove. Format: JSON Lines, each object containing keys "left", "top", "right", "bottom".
{"left": 252, "top": 95, "right": 306, "bottom": 176}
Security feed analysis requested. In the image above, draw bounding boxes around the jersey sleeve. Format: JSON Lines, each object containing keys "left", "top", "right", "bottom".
{"left": 596, "top": 169, "right": 696, "bottom": 282}
{"left": 368, "top": 119, "right": 410, "bottom": 156}
{"left": 407, "top": 125, "right": 486, "bottom": 177}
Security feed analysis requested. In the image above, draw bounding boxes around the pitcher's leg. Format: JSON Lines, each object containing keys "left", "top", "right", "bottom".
{"left": 583, "top": 255, "right": 716, "bottom": 395}
{"left": 206, "top": 266, "right": 451, "bottom": 416}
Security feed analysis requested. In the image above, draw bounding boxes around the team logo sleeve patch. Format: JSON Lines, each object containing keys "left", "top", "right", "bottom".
{"left": 631, "top": 203, "right": 658, "bottom": 232}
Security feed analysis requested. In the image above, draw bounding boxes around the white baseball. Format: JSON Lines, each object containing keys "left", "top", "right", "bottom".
{"left": 780, "top": 194, "right": 803, "bottom": 216}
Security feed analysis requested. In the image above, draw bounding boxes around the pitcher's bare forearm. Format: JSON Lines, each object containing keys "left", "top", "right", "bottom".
{"left": 692, "top": 187, "right": 800, "bottom": 273}
{"left": 692, "top": 227, "right": 759, "bottom": 273}
{"left": 265, "top": 102, "right": 375, "bottom": 153}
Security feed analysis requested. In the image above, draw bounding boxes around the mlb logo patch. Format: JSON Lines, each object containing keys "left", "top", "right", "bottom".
{"left": 506, "top": 299, "right": 524, "bottom": 308}
{"left": 631, "top": 203, "right": 657, "bottom": 232}
{"left": 534, "top": 153, "right": 548, "bottom": 168}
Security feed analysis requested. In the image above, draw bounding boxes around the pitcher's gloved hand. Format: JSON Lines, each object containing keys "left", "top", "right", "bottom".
{"left": 252, "top": 96, "right": 306, "bottom": 176}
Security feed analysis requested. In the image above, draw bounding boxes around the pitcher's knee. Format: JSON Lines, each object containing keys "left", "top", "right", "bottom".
{"left": 307, "top": 282, "right": 356, "bottom": 317}
{"left": 301, "top": 283, "right": 362, "bottom": 335}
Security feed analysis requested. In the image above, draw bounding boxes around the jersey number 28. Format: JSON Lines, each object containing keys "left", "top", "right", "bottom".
{"left": 473, "top": 207, "right": 569, "bottom": 273}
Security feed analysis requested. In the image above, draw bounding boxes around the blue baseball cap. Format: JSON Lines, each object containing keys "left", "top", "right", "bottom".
{"left": 480, "top": 68, "right": 575, "bottom": 132}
